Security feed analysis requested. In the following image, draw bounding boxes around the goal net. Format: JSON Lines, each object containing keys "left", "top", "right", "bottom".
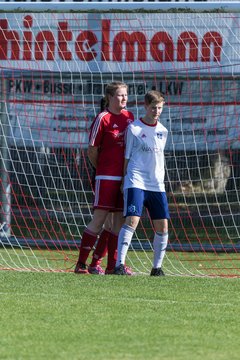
{"left": 0, "top": 2, "right": 240, "bottom": 276}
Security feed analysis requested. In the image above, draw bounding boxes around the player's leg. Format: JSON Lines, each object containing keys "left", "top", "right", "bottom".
{"left": 75, "top": 179, "right": 112, "bottom": 274}
{"left": 103, "top": 180, "right": 125, "bottom": 274}
{"left": 146, "top": 192, "right": 170, "bottom": 276}
{"left": 150, "top": 218, "right": 168, "bottom": 276}
{"left": 88, "top": 213, "right": 113, "bottom": 274}
{"left": 114, "top": 188, "right": 143, "bottom": 275}
{"left": 75, "top": 208, "right": 109, "bottom": 274}
{"left": 105, "top": 211, "right": 124, "bottom": 274}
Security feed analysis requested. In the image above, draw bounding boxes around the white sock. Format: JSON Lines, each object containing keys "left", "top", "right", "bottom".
{"left": 153, "top": 232, "right": 168, "bottom": 269}
{"left": 116, "top": 224, "right": 135, "bottom": 267}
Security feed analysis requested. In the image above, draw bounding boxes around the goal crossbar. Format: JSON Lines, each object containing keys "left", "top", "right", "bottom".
{"left": 0, "top": 2, "right": 240, "bottom": 13}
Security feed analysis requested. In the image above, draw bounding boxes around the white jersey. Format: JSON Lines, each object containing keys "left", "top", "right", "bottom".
{"left": 124, "top": 118, "right": 168, "bottom": 192}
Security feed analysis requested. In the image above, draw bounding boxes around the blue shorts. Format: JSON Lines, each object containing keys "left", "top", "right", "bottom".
{"left": 123, "top": 188, "right": 170, "bottom": 220}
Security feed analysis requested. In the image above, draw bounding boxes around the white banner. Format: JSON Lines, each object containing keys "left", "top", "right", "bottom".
{"left": 0, "top": 13, "right": 240, "bottom": 74}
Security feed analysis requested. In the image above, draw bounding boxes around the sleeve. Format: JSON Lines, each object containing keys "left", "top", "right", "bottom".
{"left": 89, "top": 113, "right": 105, "bottom": 146}
{"left": 124, "top": 125, "right": 134, "bottom": 160}
{"left": 162, "top": 127, "right": 168, "bottom": 150}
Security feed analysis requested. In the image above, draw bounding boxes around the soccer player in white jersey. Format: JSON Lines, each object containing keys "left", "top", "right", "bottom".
{"left": 114, "top": 90, "right": 169, "bottom": 276}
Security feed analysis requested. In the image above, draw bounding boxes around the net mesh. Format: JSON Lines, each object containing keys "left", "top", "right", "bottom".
{"left": 0, "top": 9, "right": 240, "bottom": 276}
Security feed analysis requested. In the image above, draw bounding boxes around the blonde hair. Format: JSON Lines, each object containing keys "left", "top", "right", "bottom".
{"left": 144, "top": 90, "right": 165, "bottom": 105}
{"left": 103, "top": 81, "right": 128, "bottom": 107}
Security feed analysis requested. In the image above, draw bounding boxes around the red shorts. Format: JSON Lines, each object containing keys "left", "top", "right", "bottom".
{"left": 94, "top": 179, "right": 123, "bottom": 211}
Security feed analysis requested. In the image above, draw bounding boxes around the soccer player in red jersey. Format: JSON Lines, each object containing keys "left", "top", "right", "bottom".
{"left": 74, "top": 82, "right": 134, "bottom": 274}
{"left": 87, "top": 98, "right": 114, "bottom": 275}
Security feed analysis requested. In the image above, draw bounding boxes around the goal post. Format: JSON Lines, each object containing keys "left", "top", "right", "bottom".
{"left": 0, "top": 1, "right": 240, "bottom": 276}
{"left": 0, "top": 77, "right": 11, "bottom": 238}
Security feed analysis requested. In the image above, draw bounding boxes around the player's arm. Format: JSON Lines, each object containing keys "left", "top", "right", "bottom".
{"left": 121, "top": 126, "right": 132, "bottom": 191}
{"left": 123, "top": 158, "right": 129, "bottom": 177}
{"left": 124, "top": 125, "right": 134, "bottom": 164}
{"left": 120, "top": 158, "right": 129, "bottom": 193}
{"left": 88, "top": 111, "right": 105, "bottom": 169}
{"left": 87, "top": 145, "right": 99, "bottom": 168}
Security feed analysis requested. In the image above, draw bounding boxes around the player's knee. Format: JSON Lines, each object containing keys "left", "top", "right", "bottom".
{"left": 125, "top": 216, "right": 139, "bottom": 230}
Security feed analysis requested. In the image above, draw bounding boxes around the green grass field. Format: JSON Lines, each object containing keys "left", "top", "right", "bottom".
{"left": 0, "top": 271, "right": 240, "bottom": 360}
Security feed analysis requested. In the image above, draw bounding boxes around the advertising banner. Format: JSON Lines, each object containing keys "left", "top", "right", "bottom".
{"left": 0, "top": 12, "right": 239, "bottom": 150}
{"left": 0, "top": 13, "right": 238, "bottom": 74}
{"left": 6, "top": 75, "right": 240, "bottom": 151}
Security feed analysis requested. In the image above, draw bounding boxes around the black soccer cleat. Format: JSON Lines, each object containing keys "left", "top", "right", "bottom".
{"left": 74, "top": 262, "right": 89, "bottom": 274}
{"left": 113, "top": 264, "right": 133, "bottom": 275}
{"left": 150, "top": 267, "right": 165, "bottom": 276}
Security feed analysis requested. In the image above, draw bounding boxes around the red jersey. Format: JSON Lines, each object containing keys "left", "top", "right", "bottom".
{"left": 89, "top": 109, "right": 134, "bottom": 178}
